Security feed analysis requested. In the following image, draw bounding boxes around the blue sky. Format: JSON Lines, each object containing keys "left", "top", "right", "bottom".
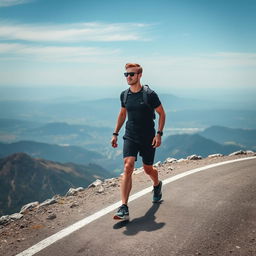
{"left": 0, "top": 0, "right": 256, "bottom": 91}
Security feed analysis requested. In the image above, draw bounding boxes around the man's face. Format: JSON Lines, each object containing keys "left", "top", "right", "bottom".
{"left": 125, "top": 67, "right": 142, "bottom": 86}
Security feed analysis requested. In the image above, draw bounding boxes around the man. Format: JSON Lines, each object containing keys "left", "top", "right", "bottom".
{"left": 111, "top": 63, "right": 166, "bottom": 220}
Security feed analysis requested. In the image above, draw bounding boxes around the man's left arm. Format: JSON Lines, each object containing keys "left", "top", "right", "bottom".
{"left": 152, "top": 104, "right": 166, "bottom": 148}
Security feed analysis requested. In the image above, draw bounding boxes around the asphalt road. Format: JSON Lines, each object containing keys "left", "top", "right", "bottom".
{"left": 32, "top": 158, "right": 256, "bottom": 256}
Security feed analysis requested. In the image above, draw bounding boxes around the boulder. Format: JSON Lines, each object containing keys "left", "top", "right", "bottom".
{"left": 39, "top": 198, "right": 57, "bottom": 208}
{"left": 97, "top": 185, "right": 105, "bottom": 193}
{"left": 229, "top": 150, "right": 246, "bottom": 156}
{"left": 20, "top": 202, "right": 39, "bottom": 214}
{"left": 47, "top": 213, "right": 57, "bottom": 220}
{"left": 245, "top": 150, "right": 254, "bottom": 154}
{"left": 187, "top": 155, "right": 202, "bottom": 160}
{"left": 0, "top": 215, "right": 10, "bottom": 225}
{"left": 154, "top": 161, "right": 162, "bottom": 167}
{"left": 10, "top": 213, "right": 23, "bottom": 220}
{"left": 164, "top": 158, "right": 177, "bottom": 164}
{"left": 104, "top": 178, "right": 118, "bottom": 187}
{"left": 88, "top": 179, "right": 103, "bottom": 188}
{"left": 66, "top": 187, "right": 84, "bottom": 196}
{"left": 208, "top": 153, "right": 224, "bottom": 158}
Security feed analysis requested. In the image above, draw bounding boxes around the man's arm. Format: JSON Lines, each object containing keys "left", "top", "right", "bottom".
{"left": 152, "top": 104, "right": 166, "bottom": 148}
{"left": 111, "top": 107, "right": 127, "bottom": 148}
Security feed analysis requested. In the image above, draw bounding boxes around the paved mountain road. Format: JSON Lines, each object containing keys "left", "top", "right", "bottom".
{"left": 23, "top": 158, "right": 256, "bottom": 256}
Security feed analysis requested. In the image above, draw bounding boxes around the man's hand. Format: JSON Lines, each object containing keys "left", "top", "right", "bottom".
{"left": 111, "top": 135, "right": 118, "bottom": 148}
{"left": 152, "top": 134, "right": 161, "bottom": 148}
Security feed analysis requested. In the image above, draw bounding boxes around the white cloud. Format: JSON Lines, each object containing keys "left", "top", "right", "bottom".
{"left": 0, "top": 22, "right": 149, "bottom": 42}
{"left": 0, "top": 43, "right": 120, "bottom": 62}
{"left": 0, "top": 0, "right": 33, "bottom": 7}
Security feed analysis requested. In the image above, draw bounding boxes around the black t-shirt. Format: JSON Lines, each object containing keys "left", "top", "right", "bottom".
{"left": 120, "top": 87, "right": 161, "bottom": 143}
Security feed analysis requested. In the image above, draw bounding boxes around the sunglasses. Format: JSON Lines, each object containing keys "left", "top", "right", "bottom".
{"left": 124, "top": 72, "right": 139, "bottom": 77}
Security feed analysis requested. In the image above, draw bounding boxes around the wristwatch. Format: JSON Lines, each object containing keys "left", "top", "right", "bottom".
{"left": 157, "top": 131, "right": 163, "bottom": 136}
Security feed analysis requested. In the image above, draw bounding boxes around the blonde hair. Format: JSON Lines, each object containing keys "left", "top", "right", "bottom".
{"left": 125, "top": 63, "right": 143, "bottom": 74}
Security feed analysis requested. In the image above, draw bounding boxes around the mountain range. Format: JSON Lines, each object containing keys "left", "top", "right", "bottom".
{"left": 1, "top": 124, "right": 255, "bottom": 170}
{"left": 155, "top": 134, "right": 243, "bottom": 161}
{"left": 0, "top": 140, "right": 103, "bottom": 165}
{"left": 0, "top": 153, "right": 111, "bottom": 216}
{"left": 199, "top": 126, "right": 256, "bottom": 150}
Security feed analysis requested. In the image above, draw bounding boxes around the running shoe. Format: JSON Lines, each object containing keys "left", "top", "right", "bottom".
{"left": 152, "top": 181, "right": 162, "bottom": 203}
{"left": 113, "top": 204, "right": 129, "bottom": 220}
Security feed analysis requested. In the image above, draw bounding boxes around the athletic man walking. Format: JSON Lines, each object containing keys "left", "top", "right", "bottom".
{"left": 111, "top": 63, "right": 166, "bottom": 220}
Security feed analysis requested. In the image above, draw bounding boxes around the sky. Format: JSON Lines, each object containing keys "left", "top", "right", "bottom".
{"left": 0, "top": 0, "right": 256, "bottom": 95}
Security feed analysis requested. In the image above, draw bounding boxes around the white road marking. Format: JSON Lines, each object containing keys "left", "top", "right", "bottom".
{"left": 16, "top": 156, "right": 256, "bottom": 256}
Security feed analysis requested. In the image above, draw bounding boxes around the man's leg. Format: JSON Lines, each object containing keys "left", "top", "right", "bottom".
{"left": 144, "top": 164, "right": 162, "bottom": 202}
{"left": 143, "top": 164, "right": 159, "bottom": 186}
{"left": 121, "top": 156, "right": 136, "bottom": 205}
{"left": 113, "top": 156, "right": 135, "bottom": 220}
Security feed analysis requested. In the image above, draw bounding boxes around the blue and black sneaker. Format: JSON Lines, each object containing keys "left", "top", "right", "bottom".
{"left": 113, "top": 204, "right": 129, "bottom": 220}
{"left": 152, "top": 181, "right": 162, "bottom": 203}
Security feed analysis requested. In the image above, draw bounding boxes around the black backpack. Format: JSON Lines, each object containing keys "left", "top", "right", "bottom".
{"left": 122, "top": 84, "right": 156, "bottom": 119}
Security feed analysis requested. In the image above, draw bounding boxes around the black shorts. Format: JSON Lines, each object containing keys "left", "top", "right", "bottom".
{"left": 123, "top": 138, "right": 156, "bottom": 165}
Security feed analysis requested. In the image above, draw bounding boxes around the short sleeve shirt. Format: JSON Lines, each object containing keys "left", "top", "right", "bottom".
{"left": 120, "top": 87, "right": 161, "bottom": 143}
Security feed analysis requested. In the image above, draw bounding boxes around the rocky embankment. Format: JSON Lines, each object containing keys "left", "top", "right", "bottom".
{"left": 0, "top": 150, "right": 255, "bottom": 256}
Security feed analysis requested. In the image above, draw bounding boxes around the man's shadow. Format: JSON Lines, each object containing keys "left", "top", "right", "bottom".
{"left": 113, "top": 202, "right": 165, "bottom": 236}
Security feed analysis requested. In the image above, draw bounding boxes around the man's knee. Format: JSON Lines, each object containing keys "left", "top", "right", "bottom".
{"left": 124, "top": 158, "right": 135, "bottom": 176}
{"left": 143, "top": 164, "right": 154, "bottom": 175}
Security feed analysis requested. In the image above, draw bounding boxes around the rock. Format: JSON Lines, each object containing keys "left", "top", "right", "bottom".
{"left": 154, "top": 161, "right": 162, "bottom": 167}
{"left": 47, "top": 213, "right": 57, "bottom": 220}
{"left": 97, "top": 185, "right": 105, "bottom": 193}
{"left": 187, "top": 154, "right": 202, "bottom": 160}
{"left": 177, "top": 158, "right": 187, "bottom": 163}
{"left": 20, "top": 202, "right": 39, "bottom": 214}
{"left": 105, "top": 178, "right": 119, "bottom": 187}
{"left": 20, "top": 224, "right": 25, "bottom": 229}
{"left": 229, "top": 150, "right": 246, "bottom": 156}
{"left": 39, "top": 198, "right": 57, "bottom": 208}
{"left": 70, "top": 202, "right": 79, "bottom": 208}
{"left": 88, "top": 179, "right": 103, "bottom": 188}
{"left": 66, "top": 187, "right": 84, "bottom": 196}
{"left": 168, "top": 167, "right": 173, "bottom": 171}
{"left": 208, "top": 153, "right": 224, "bottom": 158}
{"left": 245, "top": 150, "right": 254, "bottom": 154}
{"left": 10, "top": 213, "right": 23, "bottom": 220}
{"left": 105, "top": 178, "right": 116, "bottom": 183}
{"left": 52, "top": 194, "right": 61, "bottom": 200}
{"left": 0, "top": 215, "right": 10, "bottom": 225}
{"left": 164, "top": 158, "right": 177, "bottom": 164}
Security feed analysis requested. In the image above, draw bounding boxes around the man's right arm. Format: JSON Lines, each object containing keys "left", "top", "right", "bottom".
{"left": 111, "top": 107, "right": 127, "bottom": 148}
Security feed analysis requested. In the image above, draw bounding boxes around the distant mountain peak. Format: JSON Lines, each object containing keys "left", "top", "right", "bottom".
{"left": 4, "top": 152, "right": 34, "bottom": 163}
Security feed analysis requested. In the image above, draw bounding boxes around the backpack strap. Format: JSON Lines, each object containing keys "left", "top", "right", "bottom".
{"left": 142, "top": 85, "right": 153, "bottom": 106}
{"left": 123, "top": 88, "right": 129, "bottom": 107}
{"left": 142, "top": 85, "right": 156, "bottom": 119}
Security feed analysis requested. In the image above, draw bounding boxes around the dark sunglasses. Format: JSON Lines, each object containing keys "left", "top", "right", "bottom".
{"left": 124, "top": 72, "right": 139, "bottom": 77}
